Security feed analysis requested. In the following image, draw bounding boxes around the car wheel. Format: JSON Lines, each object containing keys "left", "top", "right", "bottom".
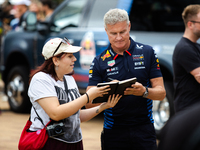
{"left": 153, "top": 81, "right": 175, "bottom": 139}
{"left": 6, "top": 66, "right": 31, "bottom": 113}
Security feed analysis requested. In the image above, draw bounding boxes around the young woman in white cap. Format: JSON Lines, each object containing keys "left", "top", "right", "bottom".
{"left": 27, "top": 37, "right": 122, "bottom": 149}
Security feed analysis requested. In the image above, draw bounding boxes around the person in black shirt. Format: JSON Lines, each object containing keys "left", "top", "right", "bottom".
{"left": 157, "top": 102, "right": 200, "bottom": 150}
{"left": 173, "top": 4, "right": 200, "bottom": 113}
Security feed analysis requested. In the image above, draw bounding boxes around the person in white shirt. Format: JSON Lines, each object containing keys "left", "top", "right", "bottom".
{"left": 28, "top": 37, "right": 121, "bottom": 150}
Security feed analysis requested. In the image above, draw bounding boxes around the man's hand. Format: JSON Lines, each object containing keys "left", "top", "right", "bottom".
{"left": 124, "top": 82, "right": 146, "bottom": 96}
{"left": 124, "top": 77, "right": 166, "bottom": 101}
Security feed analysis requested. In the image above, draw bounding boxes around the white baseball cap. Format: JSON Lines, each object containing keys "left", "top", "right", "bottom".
{"left": 42, "top": 37, "right": 82, "bottom": 60}
{"left": 11, "top": 0, "right": 31, "bottom": 6}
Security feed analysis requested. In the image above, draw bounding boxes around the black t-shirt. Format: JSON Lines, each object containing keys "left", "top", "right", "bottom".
{"left": 157, "top": 102, "right": 200, "bottom": 150}
{"left": 172, "top": 37, "right": 200, "bottom": 112}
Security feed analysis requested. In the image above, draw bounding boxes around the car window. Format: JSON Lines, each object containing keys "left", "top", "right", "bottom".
{"left": 88, "top": 0, "right": 118, "bottom": 27}
{"left": 129, "top": 0, "right": 198, "bottom": 32}
{"left": 53, "top": 0, "right": 87, "bottom": 29}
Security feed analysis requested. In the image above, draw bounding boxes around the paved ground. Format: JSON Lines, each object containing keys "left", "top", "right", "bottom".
{"left": 0, "top": 79, "right": 104, "bottom": 150}
{"left": 0, "top": 79, "right": 160, "bottom": 149}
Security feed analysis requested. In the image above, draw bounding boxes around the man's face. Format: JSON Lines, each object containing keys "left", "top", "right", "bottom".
{"left": 105, "top": 21, "right": 130, "bottom": 52}
{"left": 14, "top": 5, "right": 27, "bottom": 18}
{"left": 192, "top": 12, "right": 200, "bottom": 38}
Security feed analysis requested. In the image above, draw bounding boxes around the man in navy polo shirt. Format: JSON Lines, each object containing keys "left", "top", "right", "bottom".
{"left": 86, "top": 8, "right": 166, "bottom": 150}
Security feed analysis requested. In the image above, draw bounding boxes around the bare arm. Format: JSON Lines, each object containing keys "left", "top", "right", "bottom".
{"left": 124, "top": 77, "right": 166, "bottom": 101}
{"left": 37, "top": 95, "right": 92, "bottom": 121}
{"left": 37, "top": 85, "right": 110, "bottom": 121}
{"left": 85, "top": 86, "right": 102, "bottom": 108}
{"left": 190, "top": 67, "right": 200, "bottom": 84}
{"left": 80, "top": 94, "right": 122, "bottom": 122}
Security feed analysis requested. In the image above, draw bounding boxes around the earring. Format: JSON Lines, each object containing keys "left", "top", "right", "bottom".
{"left": 55, "top": 65, "right": 58, "bottom": 71}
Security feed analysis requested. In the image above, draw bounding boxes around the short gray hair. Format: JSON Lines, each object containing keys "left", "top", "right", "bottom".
{"left": 104, "top": 8, "right": 130, "bottom": 28}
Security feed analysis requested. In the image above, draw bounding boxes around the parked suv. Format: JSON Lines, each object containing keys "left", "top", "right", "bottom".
{"left": 0, "top": 0, "right": 192, "bottom": 137}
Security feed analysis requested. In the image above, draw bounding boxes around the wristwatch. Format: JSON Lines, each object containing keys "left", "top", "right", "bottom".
{"left": 142, "top": 87, "right": 148, "bottom": 98}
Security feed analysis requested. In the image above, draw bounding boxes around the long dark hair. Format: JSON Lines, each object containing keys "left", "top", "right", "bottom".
{"left": 29, "top": 53, "right": 74, "bottom": 83}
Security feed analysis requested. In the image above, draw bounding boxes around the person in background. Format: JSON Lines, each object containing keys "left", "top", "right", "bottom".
{"left": 86, "top": 8, "right": 166, "bottom": 150}
{"left": 0, "top": 0, "right": 14, "bottom": 34}
{"left": 29, "top": 0, "right": 45, "bottom": 21}
{"left": 28, "top": 37, "right": 122, "bottom": 149}
{"left": 157, "top": 101, "right": 200, "bottom": 150}
{"left": 172, "top": 4, "right": 200, "bottom": 113}
{"left": 40, "top": 0, "right": 53, "bottom": 19}
{"left": 10, "top": 0, "right": 30, "bottom": 30}
{"left": 0, "top": 0, "right": 14, "bottom": 52}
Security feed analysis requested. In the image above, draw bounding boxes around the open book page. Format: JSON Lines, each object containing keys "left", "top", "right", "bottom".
{"left": 92, "top": 82, "right": 118, "bottom": 103}
{"left": 92, "top": 77, "right": 137, "bottom": 103}
{"left": 118, "top": 77, "right": 137, "bottom": 84}
{"left": 115, "top": 77, "right": 137, "bottom": 95}
{"left": 97, "top": 81, "right": 118, "bottom": 86}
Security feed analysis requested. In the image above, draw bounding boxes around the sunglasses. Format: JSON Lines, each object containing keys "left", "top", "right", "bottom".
{"left": 52, "top": 37, "right": 71, "bottom": 57}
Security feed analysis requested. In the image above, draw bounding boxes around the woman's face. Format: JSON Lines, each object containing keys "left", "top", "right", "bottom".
{"left": 56, "top": 53, "right": 77, "bottom": 75}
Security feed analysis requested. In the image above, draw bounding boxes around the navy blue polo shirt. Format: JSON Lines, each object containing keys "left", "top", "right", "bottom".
{"left": 88, "top": 38, "right": 162, "bottom": 129}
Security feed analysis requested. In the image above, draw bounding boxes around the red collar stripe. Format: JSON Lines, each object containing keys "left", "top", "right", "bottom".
{"left": 126, "top": 50, "right": 131, "bottom": 56}
{"left": 113, "top": 54, "right": 118, "bottom": 60}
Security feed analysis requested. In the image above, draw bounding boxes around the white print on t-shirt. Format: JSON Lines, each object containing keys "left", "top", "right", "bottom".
{"left": 28, "top": 72, "right": 82, "bottom": 143}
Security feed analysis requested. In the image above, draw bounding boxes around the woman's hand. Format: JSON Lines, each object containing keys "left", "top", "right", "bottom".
{"left": 86, "top": 85, "right": 111, "bottom": 102}
{"left": 100, "top": 94, "right": 122, "bottom": 110}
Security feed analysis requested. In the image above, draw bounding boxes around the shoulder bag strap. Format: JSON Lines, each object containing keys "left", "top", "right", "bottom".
{"left": 63, "top": 76, "right": 68, "bottom": 94}
{"left": 32, "top": 106, "right": 45, "bottom": 127}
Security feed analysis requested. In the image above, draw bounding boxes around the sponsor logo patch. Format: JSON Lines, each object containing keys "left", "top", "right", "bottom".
{"left": 136, "top": 44, "right": 143, "bottom": 49}
{"left": 157, "top": 64, "right": 160, "bottom": 69}
{"left": 133, "top": 54, "right": 144, "bottom": 60}
{"left": 108, "top": 60, "right": 115, "bottom": 66}
{"left": 101, "top": 50, "right": 111, "bottom": 61}
{"left": 106, "top": 67, "right": 119, "bottom": 76}
{"left": 134, "top": 66, "right": 145, "bottom": 69}
{"left": 134, "top": 61, "right": 144, "bottom": 66}
{"left": 106, "top": 67, "right": 118, "bottom": 72}
{"left": 89, "top": 70, "right": 93, "bottom": 74}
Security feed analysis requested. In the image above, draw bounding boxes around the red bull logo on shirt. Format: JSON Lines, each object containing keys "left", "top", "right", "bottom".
{"left": 101, "top": 50, "right": 111, "bottom": 61}
{"left": 133, "top": 54, "right": 144, "bottom": 60}
{"left": 156, "top": 59, "right": 160, "bottom": 69}
{"left": 157, "top": 64, "right": 160, "bottom": 69}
